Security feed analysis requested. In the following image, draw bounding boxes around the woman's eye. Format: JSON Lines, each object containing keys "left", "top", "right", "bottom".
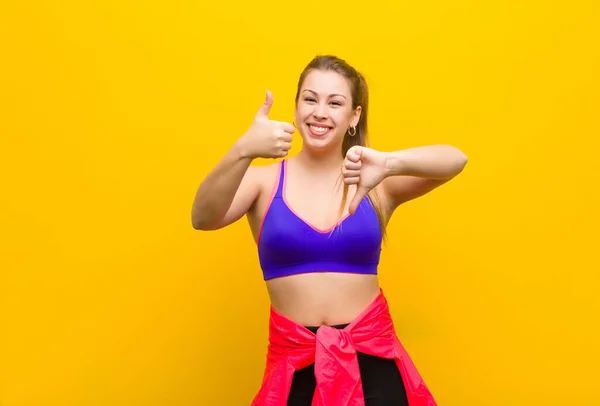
{"left": 303, "top": 97, "right": 342, "bottom": 106}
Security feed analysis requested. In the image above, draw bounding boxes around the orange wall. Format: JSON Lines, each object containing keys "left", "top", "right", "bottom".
{"left": 1, "top": 1, "right": 599, "bottom": 405}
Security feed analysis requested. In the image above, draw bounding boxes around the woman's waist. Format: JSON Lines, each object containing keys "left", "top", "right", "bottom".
{"left": 266, "top": 272, "right": 381, "bottom": 326}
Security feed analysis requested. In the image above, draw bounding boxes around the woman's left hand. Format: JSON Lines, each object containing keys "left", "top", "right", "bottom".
{"left": 343, "top": 146, "right": 388, "bottom": 215}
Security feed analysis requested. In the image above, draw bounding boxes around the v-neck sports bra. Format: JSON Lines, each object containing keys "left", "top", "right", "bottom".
{"left": 257, "top": 160, "right": 382, "bottom": 281}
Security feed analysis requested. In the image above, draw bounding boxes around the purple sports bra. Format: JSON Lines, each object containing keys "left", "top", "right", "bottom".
{"left": 257, "top": 160, "right": 382, "bottom": 281}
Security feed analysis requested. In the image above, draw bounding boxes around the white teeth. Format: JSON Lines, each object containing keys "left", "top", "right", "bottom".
{"left": 310, "top": 125, "right": 329, "bottom": 134}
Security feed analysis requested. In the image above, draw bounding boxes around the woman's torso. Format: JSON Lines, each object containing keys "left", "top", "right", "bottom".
{"left": 247, "top": 158, "right": 389, "bottom": 326}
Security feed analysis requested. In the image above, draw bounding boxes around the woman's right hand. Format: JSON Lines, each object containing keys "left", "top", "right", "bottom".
{"left": 237, "top": 91, "right": 295, "bottom": 159}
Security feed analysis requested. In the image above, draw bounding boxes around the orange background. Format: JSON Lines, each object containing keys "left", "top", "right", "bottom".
{"left": 1, "top": 1, "right": 599, "bottom": 405}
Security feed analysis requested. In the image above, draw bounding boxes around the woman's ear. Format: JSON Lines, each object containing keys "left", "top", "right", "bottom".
{"left": 351, "top": 106, "right": 362, "bottom": 127}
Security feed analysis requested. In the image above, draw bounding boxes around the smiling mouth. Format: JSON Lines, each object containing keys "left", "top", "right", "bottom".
{"left": 308, "top": 124, "right": 332, "bottom": 136}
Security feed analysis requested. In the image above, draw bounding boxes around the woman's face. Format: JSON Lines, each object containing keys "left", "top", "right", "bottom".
{"left": 295, "top": 69, "right": 361, "bottom": 153}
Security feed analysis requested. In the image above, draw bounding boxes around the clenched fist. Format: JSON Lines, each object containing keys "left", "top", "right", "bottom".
{"left": 238, "top": 91, "right": 295, "bottom": 159}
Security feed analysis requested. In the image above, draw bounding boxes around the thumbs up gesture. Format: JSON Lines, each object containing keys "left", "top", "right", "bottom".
{"left": 238, "top": 91, "right": 296, "bottom": 159}
{"left": 343, "top": 146, "right": 388, "bottom": 215}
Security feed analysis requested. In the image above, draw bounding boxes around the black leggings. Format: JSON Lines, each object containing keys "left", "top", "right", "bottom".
{"left": 287, "top": 324, "right": 409, "bottom": 406}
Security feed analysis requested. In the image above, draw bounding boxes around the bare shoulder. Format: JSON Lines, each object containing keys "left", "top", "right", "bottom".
{"left": 244, "top": 160, "right": 284, "bottom": 212}
{"left": 246, "top": 160, "right": 283, "bottom": 239}
{"left": 247, "top": 160, "right": 281, "bottom": 192}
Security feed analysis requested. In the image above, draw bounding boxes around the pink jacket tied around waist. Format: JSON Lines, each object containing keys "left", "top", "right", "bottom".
{"left": 251, "top": 290, "right": 437, "bottom": 406}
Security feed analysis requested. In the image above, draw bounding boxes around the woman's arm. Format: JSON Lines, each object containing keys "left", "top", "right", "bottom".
{"left": 191, "top": 90, "right": 294, "bottom": 230}
{"left": 381, "top": 144, "right": 468, "bottom": 207}
{"left": 191, "top": 141, "right": 258, "bottom": 231}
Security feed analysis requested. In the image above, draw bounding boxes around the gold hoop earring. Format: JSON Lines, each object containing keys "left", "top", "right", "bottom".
{"left": 348, "top": 126, "right": 357, "bottom": 136}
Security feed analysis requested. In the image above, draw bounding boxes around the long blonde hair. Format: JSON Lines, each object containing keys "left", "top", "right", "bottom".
{"left": 294, "top": 55, "right": 388, "bottom": 239}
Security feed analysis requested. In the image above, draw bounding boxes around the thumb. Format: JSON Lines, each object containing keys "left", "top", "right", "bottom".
{"left": 349, "top": 185, "right": 369, "bottom": 215}
{"left": 256, "top": 90, "right": 273, "bottom": 118}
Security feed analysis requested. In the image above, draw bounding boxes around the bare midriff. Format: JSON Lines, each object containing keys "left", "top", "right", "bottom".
{"left": 266, "top": 272, "right": 381, "bottom": 326}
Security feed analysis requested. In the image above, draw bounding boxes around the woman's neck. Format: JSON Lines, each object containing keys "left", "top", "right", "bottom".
{"left": 295, "top": 146, "right": 344, "bottom": 173}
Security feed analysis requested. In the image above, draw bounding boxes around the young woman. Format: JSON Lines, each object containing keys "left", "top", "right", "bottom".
{"left": 191, "top": 55, "right": 467, "bottom": 406}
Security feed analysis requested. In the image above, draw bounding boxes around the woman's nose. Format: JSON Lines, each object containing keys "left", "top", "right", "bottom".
{"left": 313, "top": 103, "right": 328, "bottom": 119}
